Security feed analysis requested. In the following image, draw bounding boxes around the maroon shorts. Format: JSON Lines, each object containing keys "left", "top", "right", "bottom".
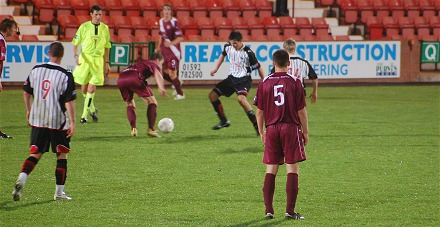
{"left": 117, "top": 70, "right": 153, "bottom": 102}
{"left": 263, "top": 123, "right": 306, "bottom": 165}
{"left": 161, "top": 47, "right": 180, "bottom": 70}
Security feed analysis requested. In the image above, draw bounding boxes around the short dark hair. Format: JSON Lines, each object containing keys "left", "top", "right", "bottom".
{"left": 0, "top": 17, "right": 17, "bottom": 33}
{"left": 228, "top": 30, "right": 242, "bottom": 41}
{"left": 273, "top": 49, "right": 289, "bottom": 68}
{"left": 49, "top": 42, "right": 64, "bottom": 58}
{"left": 90, "top": 5, "right": 102, "bottom": 13}
{"left": 163, "top": 3, "right": 173, "bottom": 11}
{"left": 149, "top": 52, "right": 164, "bottom": 61}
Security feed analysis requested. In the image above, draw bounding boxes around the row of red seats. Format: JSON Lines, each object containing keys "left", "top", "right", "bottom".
{"left": 57, "top": 15, "right": 333, "bottom": 41}
{"left": 366, "top": 15, "right": 440, "bottom": 40}
{"left": 31, "top": 0, "right": 272, "bottom": 26}
{"left": 338, "top": 0, "right": 439, "bottom": 25}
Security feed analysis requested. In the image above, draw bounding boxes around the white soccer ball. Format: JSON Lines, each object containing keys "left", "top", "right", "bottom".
{"left": 158, "top": 118, "right": 174, "bottom": 133}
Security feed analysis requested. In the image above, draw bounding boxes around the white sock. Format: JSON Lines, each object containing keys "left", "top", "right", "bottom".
{"left": 18, "top": 172, "right": 28, "bottom": 184}
{"left": 56, "top": 185, "right": 65, "bottom": 195}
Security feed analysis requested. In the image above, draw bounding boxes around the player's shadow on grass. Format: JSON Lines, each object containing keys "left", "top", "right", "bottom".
{"left": 228, "top": 218, "right": 289, "bottom": 226}
{"left": 0, "top": 200, "right": 53, "bottom": 211}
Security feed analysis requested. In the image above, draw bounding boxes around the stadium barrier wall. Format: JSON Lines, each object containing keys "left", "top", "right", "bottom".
{"left": 1, "top": 41, "right": 439, "bottom": 86}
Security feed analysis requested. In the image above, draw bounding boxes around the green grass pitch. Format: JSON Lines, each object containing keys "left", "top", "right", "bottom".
{"left": 0, "top": 85, "right": 439, "bottom": 226}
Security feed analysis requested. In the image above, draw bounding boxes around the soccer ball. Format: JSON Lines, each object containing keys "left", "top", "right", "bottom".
{"left": 158, "top": 118, "right": 174, "bottom": 133}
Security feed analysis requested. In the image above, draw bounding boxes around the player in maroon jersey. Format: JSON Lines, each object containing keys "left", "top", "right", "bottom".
{"left": 117, "top": 52, "right": 168, "bottom": 138}
{"left": 254, "top": 49, "right": 308, "bottom": 220}
{"left": 154, "top": 3, "right": 185, "bottom": 100}
{"left": 0, "top": 17, "right": 19, "bottom": 139}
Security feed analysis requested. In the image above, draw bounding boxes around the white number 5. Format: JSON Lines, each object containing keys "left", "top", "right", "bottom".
{"left": 274, "top": 85, "right": 284, "bottom": 106}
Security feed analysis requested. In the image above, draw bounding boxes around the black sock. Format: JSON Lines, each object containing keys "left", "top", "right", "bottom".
{"left": 212, "top": 100, "right": 227, "bottom": 122}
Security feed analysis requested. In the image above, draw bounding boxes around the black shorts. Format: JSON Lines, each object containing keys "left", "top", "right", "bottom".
{"left": 214, "top": 75, "right": 252, "bottom": 97}
{"left": 29, "top": 127, "right": 71, "bottom": 154}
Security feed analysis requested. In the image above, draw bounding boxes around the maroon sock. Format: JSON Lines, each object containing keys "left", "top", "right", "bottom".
{"left": 127, "top": 106, "right": 136, "bottom": 128}
{"left": 211, "top": 100, "right": 227, "bottom": 122}
{"left": 147, "top": 103, "right": 157, "bottom": 130}
{"left": 286, "top": 173, "right": 299, "bottom": 214}
{"left": 172, "top": 78, "right": 184, "bottom": 96}
{"left": 162, "top": 73, "right": 173, "bottom": 83}
{"left": 263, "top": 173, "right": 276, "bottom": 214}
{"left": 55, "top": 159, "right": 67, "bottom": 185}
{"left": 21, "top": 156, "right": 39, "bottom": 175}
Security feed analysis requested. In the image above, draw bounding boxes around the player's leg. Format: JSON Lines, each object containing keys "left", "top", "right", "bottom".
{"left": 285, "top": 163, "right": 304, "bottom": 220}
{"left": 126, "top": 99, "right": 137, "bottom": 136}
{"left": 210, "top": 81, "right": 231, "bottom": 130}
{"left": 12, "top": 127, "right": 46, "bottom": 201}
{"left": 85, "top": 57, "right": 105, "bottom": 123}
{"left": 82, "top": 84, "right": 97, "bottom": 123}
{"left": 236, "top": 94, "right": 259, "bottom": 135}
{"left": 52, "top": 130, "right": 72, "bottom": 200}
{"left": 166, "top": 64, "right": 184, "bottom": 100}
{"left": 264, "top": 164, "right": 279, "bottom": 219}
{"left": 140, "top": 96, "right": 161, "bottom": 138}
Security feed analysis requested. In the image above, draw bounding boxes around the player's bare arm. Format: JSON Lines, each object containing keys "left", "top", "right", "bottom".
{"left": 167, "top": 37, "right": 183, "bottom": 47}
{"left": 154, "top": 69, "right": 168, "bottom": 97}
{"left": 73, "top": 45, "right": 80, "bottom": 65}
{"left": 256, "top": 108, "right": 266, "bottom": 144}
{"left": 104, "top": 48, "right": 110, "bottom": 75}
{"left": 23, "top": 91, "right": 32, "bottom": 121}
{"left": 257, "top": 67, "right": 265, "bottom": 79}
{"left": 298, "top": 108, "right": 309, "bottom": 145}
{"left": 310, "top": 78, "right": 318, "bottom": 104}
{"left": 210, "top": 55, "right": 226, "bottom": 76}
{"left": 65, "top": 101, "right": 75, "bottom": 138}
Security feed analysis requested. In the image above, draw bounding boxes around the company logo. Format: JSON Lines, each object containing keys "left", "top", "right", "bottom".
{"left": 376, "top": 63, "right": 397, "bottom": 76}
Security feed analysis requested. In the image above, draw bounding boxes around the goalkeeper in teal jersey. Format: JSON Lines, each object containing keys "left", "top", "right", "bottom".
{"left": 72, "top": 5, "right": 111, "bottom": 124}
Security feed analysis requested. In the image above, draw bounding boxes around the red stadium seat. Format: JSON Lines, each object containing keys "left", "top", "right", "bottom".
{"left": 383, "top": 16, "right": 400, "bottom": 37}
{"left": 317, "top": 34, "right": 334, "bottom": 41}
{"left": 110, "top": 34, "right": 119, "bottom": 42}
{"left": 388, "top": 0, "right": 405, "bottom": 18}
{"left": 170, "top": 0, "right": 191, "bottom": 18}
{"left": 6, "top": 34, "right": 20, "bottom": 41}
{"left": 71, "top": 0, "right": 89, "bottom": 16}
{"left": 267, "top": 33, "right": 285, "bottom": 41}
{"left": 180, "top": 16, "right": 199, "bottom": 36}
{"left": 366, "top": 16, "right": 384, "bottom": 40}
{"left": 76, "top": 15, "right": 89, "bottom": 25}
{"left": 419, "top": 34, "right": 437, "bottom": 41}
{"left": 398, "top": 16, "right": 415, "bottom": 37}
{"left": 21, "top": 35, "right": 39, "bottom": 41}
{"left": 186, "top": 34, "right": 203, "bottom": 41}
{"left": 130, "top": 16, "right": 149, "bottom": 36}
{"left": 255, "top": 0, "right": 273, "bottom": 18}
{"left": 53, "top": 0, "right": 71, "bottom": 17}
{"left": 202, "top": 34, "right": 219, "bottom": 41}
{"left": 340, "top": 0, "right": 358, "bottom": 24}
{"left": 295, "top": 17, "right": 314, "bottom": 37}
{"left": 414, "top": 16, "right": 430, "bottom": 39}
{"left": 139, "top": 0, "right": 158, "bottom": 18}
{"left": 118, "top": 34, "right": 136, "bottom": 43}
{"left": 262, "top": 16, "right": 281, "bottom": 36}
{"left": 419, "top": 0, "right": 436, "bottom": 18}
{"left": 252, "top": 34, "right": 269, "bottom": 41}
{"left": 121, "top": 0, "right": 140, "bottom": 17}
{"left": 57, "top": 14, "right": 79, "bottom": 40}
{"left": 188, "top": 0, "right": 207, "bottom": 18}
{"left": 429, "top": 16, "right": 440, "bottom": 38}
{"left": 403, "top": 0, "right": 420, "bottom": 18}
{"left": 113, "top": 15, "right": 132, "bottom": 36}
{"left": 195, "top": 17, "right": 215, "bottom": 37}
{"left": 101, "top": 15, "right": 115, "bottom": 35}
{"left": 373, "top": 0, "right": 390, "bottom": 21}
{"left": 311, "top": 18, "right": 330, "bottom": 36}
{"left": 279, "top": 16, "right": 297, "bottom": 37}
{"left": 155, "top": 0, "right": 168, "bottom": 17}
{"left": 240, "top": 0, "right": 257, "bottom": 18}
{"left": 290, "top": 35, "right": 303, "bottom": 41}
{"left": 335, "top": 35, "right": 351, "bottom": 40}
{"left": 104, "top": 0, "right": 123, "bottom": 17}
{"left": 320, "top": 0, "right": 336, "bottom": 17}
{"left": 358, "top": 0, "right": 374, "bottom": 24}
{"left": 206, "top": 0, "right": 223, "bottom": 19}
{"left": 222, "top": 0, "right": 241, "bottom": 18}
{"left": 246, "top": 17, "right": 264, "bottom": 36}
{"left": 230, "top": 17, "right": 249, "bottom": 36}
{"left": 302, "top": 34, "right": 317, "bottom": 41}
{"left": 146, "top": 17, "right": 160, "bottom": 37}
{"left": 214, "top": 17, "right": 232, "bottom": 38}
{"left": 34, "top": 0, "right": 55, "bottom": 25}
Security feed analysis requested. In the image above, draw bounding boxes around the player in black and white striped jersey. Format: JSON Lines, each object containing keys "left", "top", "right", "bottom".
{"left": 12, "top": 42, "right": 77, "bottom": 201}
{"left": 209, "top": 31, "right": 265, "bottom": 135}
{"left": 282, "top": 38, "right": 318, "bottom": 103}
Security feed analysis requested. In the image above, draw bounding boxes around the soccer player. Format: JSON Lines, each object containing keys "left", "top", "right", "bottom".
{"left": 209, "top": 30, "right": 264, "bottom": 134}
{"left": 0, "top": 17, "right": 19, "bottom": 139}
{"left": 282, "top": 38, "right": 318, "bottom": 103}
{"left": 12, "top": 42, "right": 76, "bottom": 201}
{"left": 117, "top": 52, "right": 167, "bottom": 138}
{"left": 254, "top": 49, "right": 308, "bottom": 220}
{"left": 154, "top": 3, "right": 185, "bottom": 100}
{"left": 72, "top": 5, "right": 111, "bottom": 124}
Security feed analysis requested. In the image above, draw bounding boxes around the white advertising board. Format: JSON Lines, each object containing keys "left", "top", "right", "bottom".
{"left": 179, "top": 41, "right": 401, "bottom": 80}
